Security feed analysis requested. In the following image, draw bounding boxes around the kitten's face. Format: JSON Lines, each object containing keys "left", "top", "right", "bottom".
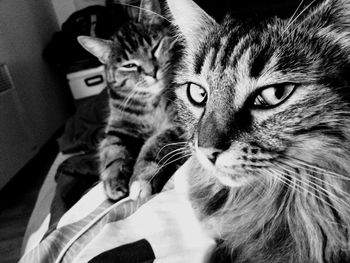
{"left": 78, "top": 23, "right": 173, "bottom": 96}
{"left": 169, "top": 0, "right": 350, "bottom": 187}
{"left": 107, "top": 24, "right": 173, "bottom": 95}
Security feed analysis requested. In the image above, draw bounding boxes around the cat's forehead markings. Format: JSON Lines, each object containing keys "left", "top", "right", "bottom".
{"left": 232, "top": 46, "right": 253, "bottom": 82}
{"left": 254, "top": 55, "right": 279, "bottom": 82}
{"left": 214, "top": 36, "right": 230, "bottom": 68}
{"left": 232, "top": 78, "right": 256, "bottom": 108}
{"left": 202, "top": 47, "right": 219, "bottom": 75}
{"left": 228, "top": 35, "right": 251, "bottom": 66}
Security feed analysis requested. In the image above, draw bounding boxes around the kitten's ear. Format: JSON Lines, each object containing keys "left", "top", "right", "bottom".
{"left": 166, "top": 0, "right": 218, "bottom": 51}
{"left": 297, "top": 0, "right": 350, "bottom": 43}
{"left": 77, "top": 36, "right": 113, "bottom": 64}
{"left": 139, "top": 0, "right": 162, "bottom": 25}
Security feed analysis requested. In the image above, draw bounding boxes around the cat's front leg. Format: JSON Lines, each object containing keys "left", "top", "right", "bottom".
{"left": 129, "top": 127, "right": 187, "bottom": 199}
{"left": 100, "top": 136, "right": 135, "bottom": 200}
{"left": 129, "top": 161, "right": 158, "bottom": 199}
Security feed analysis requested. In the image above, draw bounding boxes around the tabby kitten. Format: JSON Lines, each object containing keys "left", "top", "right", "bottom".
{"left": 78, "top": 2, "right": 185, "bottom": 200}
{"left": 166, "top": 0, "right": 350, "bottom": 262}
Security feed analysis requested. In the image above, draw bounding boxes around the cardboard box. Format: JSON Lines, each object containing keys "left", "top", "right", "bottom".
{"left": 67, "top": 65, "right": 106, "bottom": 99}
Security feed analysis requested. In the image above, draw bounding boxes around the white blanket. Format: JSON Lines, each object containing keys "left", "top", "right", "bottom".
{"left": 20, "top": 157, "right": 216, "bottom": 263}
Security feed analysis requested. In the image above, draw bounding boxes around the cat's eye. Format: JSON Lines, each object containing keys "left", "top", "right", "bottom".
{"left": 121, "top": 63, "right": 138, "bottom": 70}
{"left": 187, "top": 83, "right": 207, "bottom": 107}
{"left": 253, "top": 83, "right": 296, "bottom": 108}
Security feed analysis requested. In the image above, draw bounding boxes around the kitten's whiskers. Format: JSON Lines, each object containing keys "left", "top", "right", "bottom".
{"left": 120, "top": 89, "right": 138, "bottom": 112}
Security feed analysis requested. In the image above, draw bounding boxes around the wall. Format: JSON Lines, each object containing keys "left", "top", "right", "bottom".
{"left": 50, "top": 0, "right": 76, "bottom": 26}
{"left": 0, "top": 0, "right": 72, "bottom": 189}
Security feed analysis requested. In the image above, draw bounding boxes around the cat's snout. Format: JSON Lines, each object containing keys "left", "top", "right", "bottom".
{"left": 152, "top": 66, "right": 158, "bottom": 79}
{"left": 145, "top": 66, "right": 158, "bottom": 79}
{"left": 208, "top": 151, "right": 220, "bottom": 164}
{"left": 198, "top": 147, "right": 222, "bottom": 164}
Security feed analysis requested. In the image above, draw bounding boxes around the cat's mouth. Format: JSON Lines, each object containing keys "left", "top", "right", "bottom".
{"left": 194, "top": 147, "right": 254, "bottom": 188}
{"left": 137, "top": 80, "right": 163, "bottom": 94}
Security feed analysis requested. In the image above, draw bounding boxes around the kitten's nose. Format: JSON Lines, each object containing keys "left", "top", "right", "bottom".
{"left": 152, "top": 66, "right": 158, "bottom": 79}
{"left": 146, "top": 66, "right": 158, "bottom": 79}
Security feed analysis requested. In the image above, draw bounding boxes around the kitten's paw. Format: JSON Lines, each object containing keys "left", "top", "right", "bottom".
{"left": 101, "top": 158, "right": 132, "bottom": 200}
{"left": 129, "top": 180, "right": 152, "bottom": 200}
{"left": 103, "top": 177, "right": 128, "bottom": 201}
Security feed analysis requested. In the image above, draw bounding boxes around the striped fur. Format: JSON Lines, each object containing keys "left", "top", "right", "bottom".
{"left": 167, "top": 0, "right": 350, "bottom": 262}
{"left": 79, "top": 14, "right": 186, "bottom": 200}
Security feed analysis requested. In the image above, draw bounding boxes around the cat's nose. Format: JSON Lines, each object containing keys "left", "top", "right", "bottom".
{"left": 198, "top": 112, "right": 231, "bottom": 152}
{"left": 198, "top": 147, "right": 222, "bottom": 164}
{"left": 208, "top": 151, "right": 220, "bottom": 164}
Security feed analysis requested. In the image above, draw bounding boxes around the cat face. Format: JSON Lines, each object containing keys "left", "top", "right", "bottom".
{"left": 78, "top": 23, "right": 173, "bottom": 96}
{"left": 168, "top": 0, "right": 350, "bottom": 188}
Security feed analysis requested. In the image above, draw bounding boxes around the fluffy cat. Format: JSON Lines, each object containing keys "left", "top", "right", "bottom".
{"left": 78, "top": 0, "right": 186, "bottom": 200}
{"left": 166, "top": 0, "right": 350, "bottom": 262}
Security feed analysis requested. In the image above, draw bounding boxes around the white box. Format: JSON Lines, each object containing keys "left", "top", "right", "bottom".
{"left": 66, "top": 65, "right": 106, "bottom": 99}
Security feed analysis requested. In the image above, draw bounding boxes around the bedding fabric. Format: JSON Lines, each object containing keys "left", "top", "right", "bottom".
{"left": 19, "top": 159, "right": 216, "bottom": 263}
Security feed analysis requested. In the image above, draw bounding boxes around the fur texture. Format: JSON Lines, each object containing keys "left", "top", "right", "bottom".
{"left": 78, "top": 0, "right": 186, "bottom": 200}
{"left": 166, "top": 0, "right": 350, "bottom": 262}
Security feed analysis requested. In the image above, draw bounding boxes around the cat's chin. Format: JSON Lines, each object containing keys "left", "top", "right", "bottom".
{"left": 214, "top": 171, "right": 252, "bottom": 188}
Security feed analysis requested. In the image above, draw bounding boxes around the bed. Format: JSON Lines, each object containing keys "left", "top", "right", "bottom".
{"left": 19, "top": 90, "right": 215, "bottom": 263}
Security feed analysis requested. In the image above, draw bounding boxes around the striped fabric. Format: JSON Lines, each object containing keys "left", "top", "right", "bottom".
{"left": 20, "top": 197, "right": 152, "bottom": 263}
{"left": 19, "top": 181, "right": 215, "bottom": 263}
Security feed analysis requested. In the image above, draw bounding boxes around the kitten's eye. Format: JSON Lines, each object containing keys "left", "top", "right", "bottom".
{"left": 253, "top": 83, "right": 296, "bottom": 108}
{"left": 121, "top": 63, "right": 138, "bottom": 70}
{"left": 186, "top": 83, "right": 207, "bottom": 107}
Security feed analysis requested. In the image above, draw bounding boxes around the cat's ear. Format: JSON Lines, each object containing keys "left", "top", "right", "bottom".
{"left": 139, "top": 0, "right": 162, "bottom": 25}
{"left": 297, "top": 0, "right": 350, "bottom": 43}
{"left": 166, "top": 0, "right": 218, "bottom": 51}
{"left": 77, "top": 36, "right": 113, "bottom": 64}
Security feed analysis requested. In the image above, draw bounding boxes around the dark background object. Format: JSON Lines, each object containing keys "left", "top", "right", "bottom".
{"left": 43, "top": 5, "right": 129, "bottom": 73}
{"left": 193, "top": 0, "right": 319, "bottom": 21}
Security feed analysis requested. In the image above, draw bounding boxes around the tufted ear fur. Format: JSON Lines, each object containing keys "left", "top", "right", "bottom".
{"left": 77, "top": 36, "right": 113, "bottom": 64}
{"left": 165, "top": 0, "right": 218, "bottom": 51}
{"left": 294, "top": 0, "right": 350, "bottom": 48}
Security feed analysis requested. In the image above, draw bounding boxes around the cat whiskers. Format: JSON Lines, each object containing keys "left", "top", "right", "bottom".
{"left": 282, "top": 0, "right": 317, "bottom": 34}
{"left": 285, "top": 0, "right": 305, "bottom": 30}
{"left": 267, "top": 167, "right": 349, "bottom": 224}
{"left": 269, "top": 162, "right": 350, "bottom": 221}
{"left": 139, "top": 149, "right": 191, "bottom": 195}
{"left": 276, "top": 159, "right": 350, "bottom": 197}
{"left": 120, "top": 88, "right": 139, "bottom": 112}
{"left": 275, "top": 161, "right": 350, "bottom": 206}
{"left": 156, "top": 146, "right": 188, "bottom": 166}
{"left": 112, "top": 1, "right": 171, "bottom": 23}
{"left": 155, "top": 141, "right": 188, "bottom": 160}
{"left": 282, "top": 155, "right": 350, "bottom": 181}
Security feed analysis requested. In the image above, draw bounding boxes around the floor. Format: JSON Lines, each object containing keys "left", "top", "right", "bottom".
{"left": 0, "top": 140, "right": 58, "bottom": 263}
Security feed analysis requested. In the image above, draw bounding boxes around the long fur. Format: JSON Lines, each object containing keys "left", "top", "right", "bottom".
{"left": 79, "top": 0, "right": 187, "bottom": 200}
{"left": 166, "top": 0, "right": 350, "bottom": 262}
